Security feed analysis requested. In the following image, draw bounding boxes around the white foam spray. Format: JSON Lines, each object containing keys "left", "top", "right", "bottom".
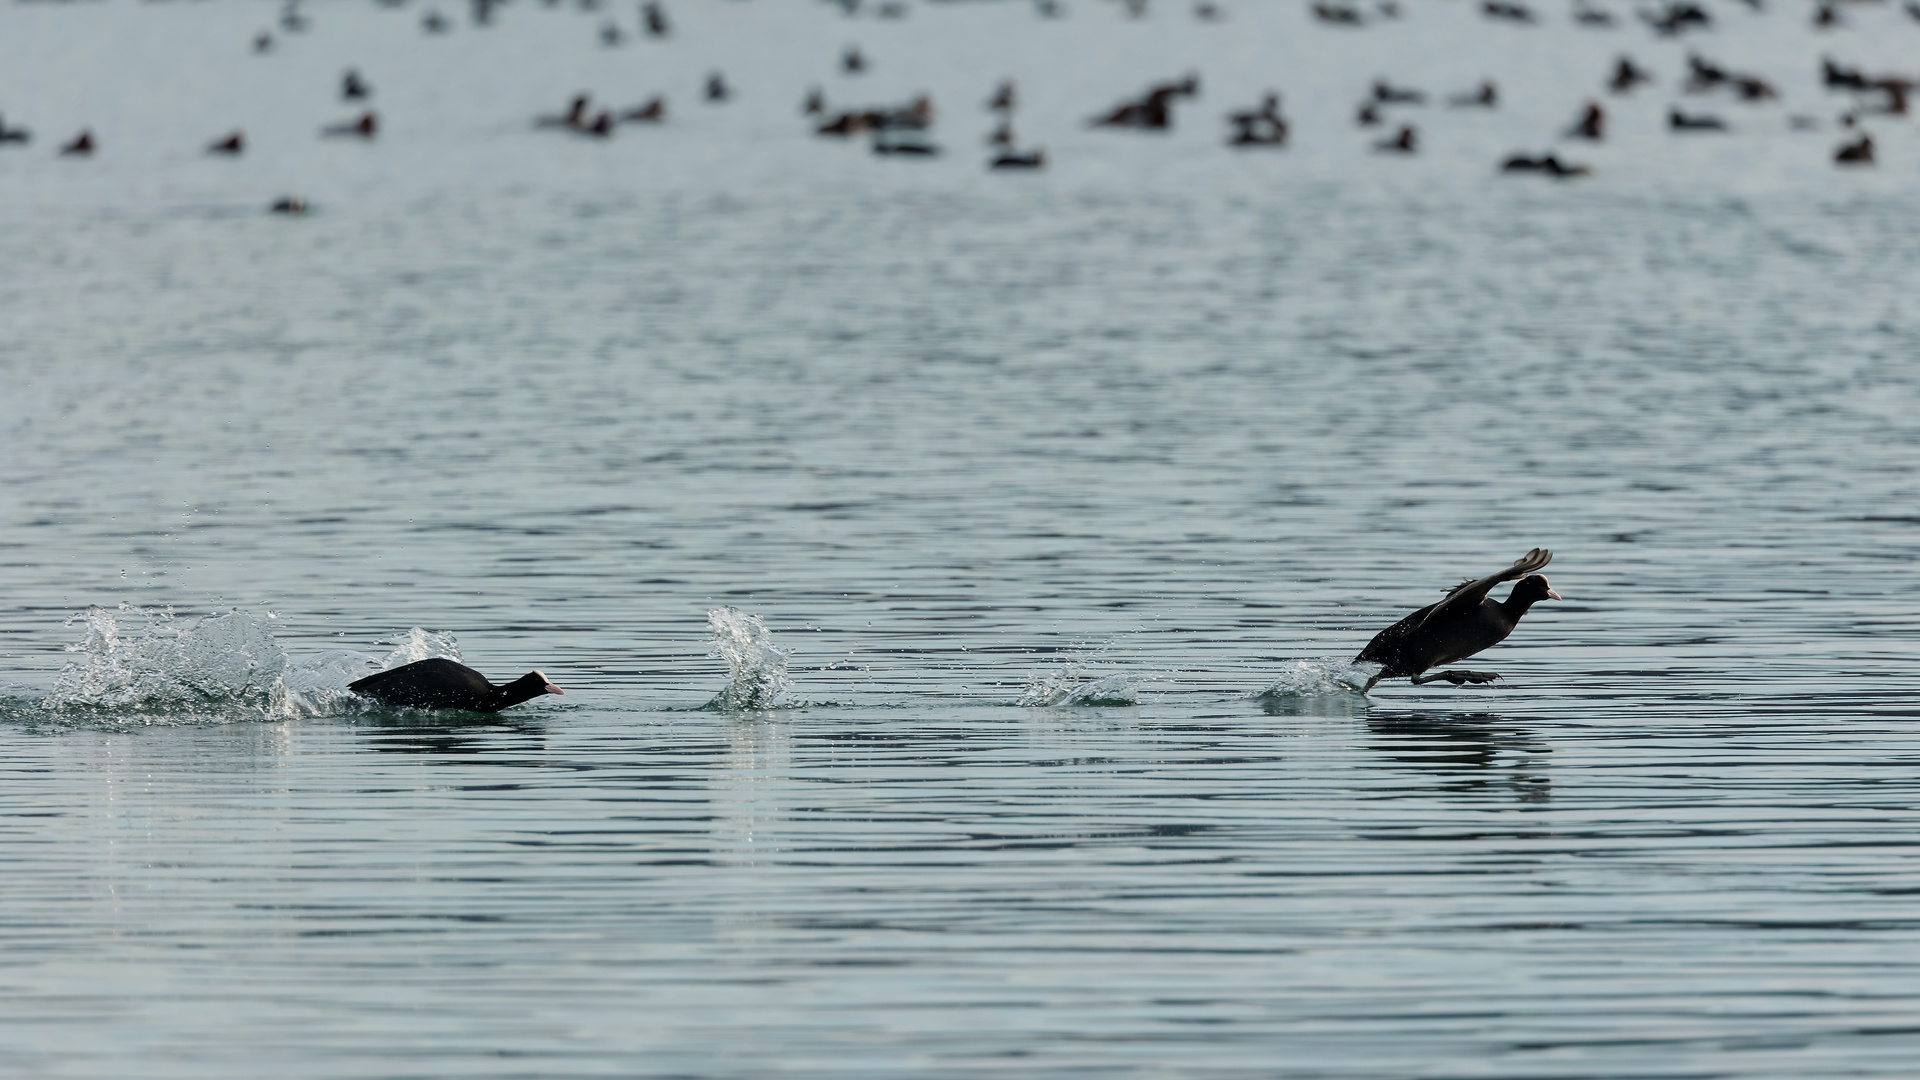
{"left": 48, "top": 604, "right": 289, "bottom": 714}
{"left": 704, "top": 607, "right": 794, "bottom": 711}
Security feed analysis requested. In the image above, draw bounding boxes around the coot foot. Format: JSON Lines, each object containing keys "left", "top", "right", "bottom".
{"left": 1412, "top": 669, "right": 1501, "bottom": 686}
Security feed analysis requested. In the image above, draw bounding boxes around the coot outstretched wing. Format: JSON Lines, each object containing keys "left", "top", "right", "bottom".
{"left": 1354, "top": 548, "right": 1560, "bottom": 691}
{"left": 348, "top": 658, "right": 564, "bottom": 713}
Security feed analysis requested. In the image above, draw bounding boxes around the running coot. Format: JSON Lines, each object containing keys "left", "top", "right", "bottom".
{"left": 349, "top": 658, "right": 564, "bottom": 713}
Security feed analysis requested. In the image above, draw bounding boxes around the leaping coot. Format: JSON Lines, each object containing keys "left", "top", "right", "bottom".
{"left": 1355, "top": 548, "right": 1561, "bottom": 692}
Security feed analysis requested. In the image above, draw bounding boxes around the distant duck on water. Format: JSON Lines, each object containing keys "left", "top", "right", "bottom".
{"left": 991, "top": 148, "right": 1045, "bottom": 169}
{"left": 1565, "top": 100, "right": 1604, "bottom": 140}
{"left": 537, "top": 94, "right": 591, "bottom": 129}
{"left": 1500, "top": 151, "right": 1590, "bottom": 177}
{"left": 1374, "top": 124, "right": 1416, "bottom": 153}
{"left": 322, "top": 111, "right": 379, "bottom": 138}
{"left": 620, "top": 96, "right": 666, "bottom": 123}
{"left": 1835, "top": 132, "right": 1874, "bottom": 165}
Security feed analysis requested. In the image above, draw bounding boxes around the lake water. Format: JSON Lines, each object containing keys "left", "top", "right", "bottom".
{"left": 5, "top": 1, "right": 1920, "bottom": 1076}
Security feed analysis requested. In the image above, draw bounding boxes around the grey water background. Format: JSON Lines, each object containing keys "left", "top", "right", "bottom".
{"left": 8, "top": 1, "right": 1920, "bottom": 1077}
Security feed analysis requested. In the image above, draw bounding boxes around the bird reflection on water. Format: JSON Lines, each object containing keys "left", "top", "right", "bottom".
{"left": 1363, "top": 712, "right": 1552, "bottom": 804}
{"left": 358, "top": 712, "right": 548, "bottom": 757}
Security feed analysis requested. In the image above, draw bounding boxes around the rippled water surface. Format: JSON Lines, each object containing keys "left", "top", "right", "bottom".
{"left": 7, "top": 1, "right": 1920, "bottom": 1076}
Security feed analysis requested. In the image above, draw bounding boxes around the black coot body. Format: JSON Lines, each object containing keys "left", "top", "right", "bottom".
{"left": 348, "top": 658, "right": 563, "bottom": 713}
{"left": 1355, "top": 548, "right": 1560, "bottom": 689}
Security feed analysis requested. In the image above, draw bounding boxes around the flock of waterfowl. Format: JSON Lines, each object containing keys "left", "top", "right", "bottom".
{"left": 2, "top": 0, "right": 1912, "bottom": 209}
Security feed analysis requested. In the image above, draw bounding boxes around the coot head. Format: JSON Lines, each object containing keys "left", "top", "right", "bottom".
{"left": 1511, "top": 574, "right": 1562, "bottom": 604}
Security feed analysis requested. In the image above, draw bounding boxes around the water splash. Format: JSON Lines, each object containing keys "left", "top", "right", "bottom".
{"left": 1018, "top": 668, "right": 1148, "bottom": 707}
{"left": 376, "top": 627, "right": 462, "bottom": 668}
{"left": 1253, "top": 658, "right": 1378, "bottom": 702}
{"left": 272, "top": 650, "right": 382, "bottom": 718}
{"left": 47, "top": 604, "right": 288, "bottom": 715}
{"left": 704, "top": 607, "right": 793, "bottom": 711}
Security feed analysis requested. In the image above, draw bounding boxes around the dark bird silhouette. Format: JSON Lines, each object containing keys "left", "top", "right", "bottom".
{"left": 1862, "top": 79, "right": 1912, "bottom": 117}
{"left": 1835, "top": 133, "right": 1874, "bottom": 165}
{"left": 642, "top": 1, "right": 670, "bottom": 37}
{"left": 1573, "top": 3, "right": 1614, "bottom": 26}
{"left": 1669, "top": 107, "right": 1726, "bottom": 131}
{"left": 0, "top": 115, "right": 31, "bottom": 145}
{"left": 619, "top": 97, "right": 666, "bottom": 123}
{"left": 1354, "top": 549, "right": 1560, "bottom": 692}
{"left": 843, "top": 46, "right": 867, "bottom": 74}
{"left": 1823, "top": 57, "right": 1869, "bottom": 91}
{"left": 59, "top": 130, "right": 94, "bottom": 156}
{"left": 1372, "top": 79, "right": 1425, "bottom": 105}
{"left": 537, "top": 94, "right": 591, "bottom": 129}
{"left": 322, "top": 111, "right": 378, "bottom": 138}
{"left": 270, "top": 195, "right": 308, "bottom": 215}
{"left": 349, "top": 658, "right": 564, "bottom": 713}
{"left": 988, "top": 79, "right": 1017, "bottom": 113}
{"left": 1500, "top": 152, "right": 1590, "bottom": 176}
{"left": 706, "top": 72, "right": 732, "bottom": 103}
{"left": 422, "top": 9, "right": 451, "bottom": 33}
{"left": 1091, "top": 75, "right": 1198, "bottom": 131}
{"left": 1313, "top": 3, "right": 1364, "bottom": 25}
{"left": 1565, "top": 100, "right": 1604, "bottom": 139}
{"left": 207, "top": 131, "right": 244, "bottom": 155}
{"left": 816, "top": 95, "right": 932, "bottom": 137}
{"left": 1685, "top": 52, "right": 1728, "bottom": 93}
{"left": 1374, "top": 124, "right": 1416, "bottom": 153}
{"left": 1609, "top": 55, "right": 1652, "bottom": 94}
{"left": 991, "top": 148, "right": 1046, "bottom": 169}
{"left": 1449, "top": 80, "right": 1498, "bottom": 108}
{"left": 253, "top": 31, "right": 274, "bottom": 53}
{"left": 1482, "top": 0, "right": 1534, "bottom": 23}
{"left": 1642, "top": 1, "right": 1709, "bottom": 35}
{"left": 1227, "top": 92, "right": 1287, "bottom": 146}
{"left": 802, "top": 86, "right": 826, "bottom": 116}
{"left": 342, "top": 68, "right": 372, "bottom": 101}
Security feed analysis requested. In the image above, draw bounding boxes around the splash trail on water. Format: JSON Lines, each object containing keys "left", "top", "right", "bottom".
{"left": 1254, "top": 658, "right": 1379, "bottom": 700}
{"left": 1017, "top": 640, "right": 1158, "bottom": 707}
